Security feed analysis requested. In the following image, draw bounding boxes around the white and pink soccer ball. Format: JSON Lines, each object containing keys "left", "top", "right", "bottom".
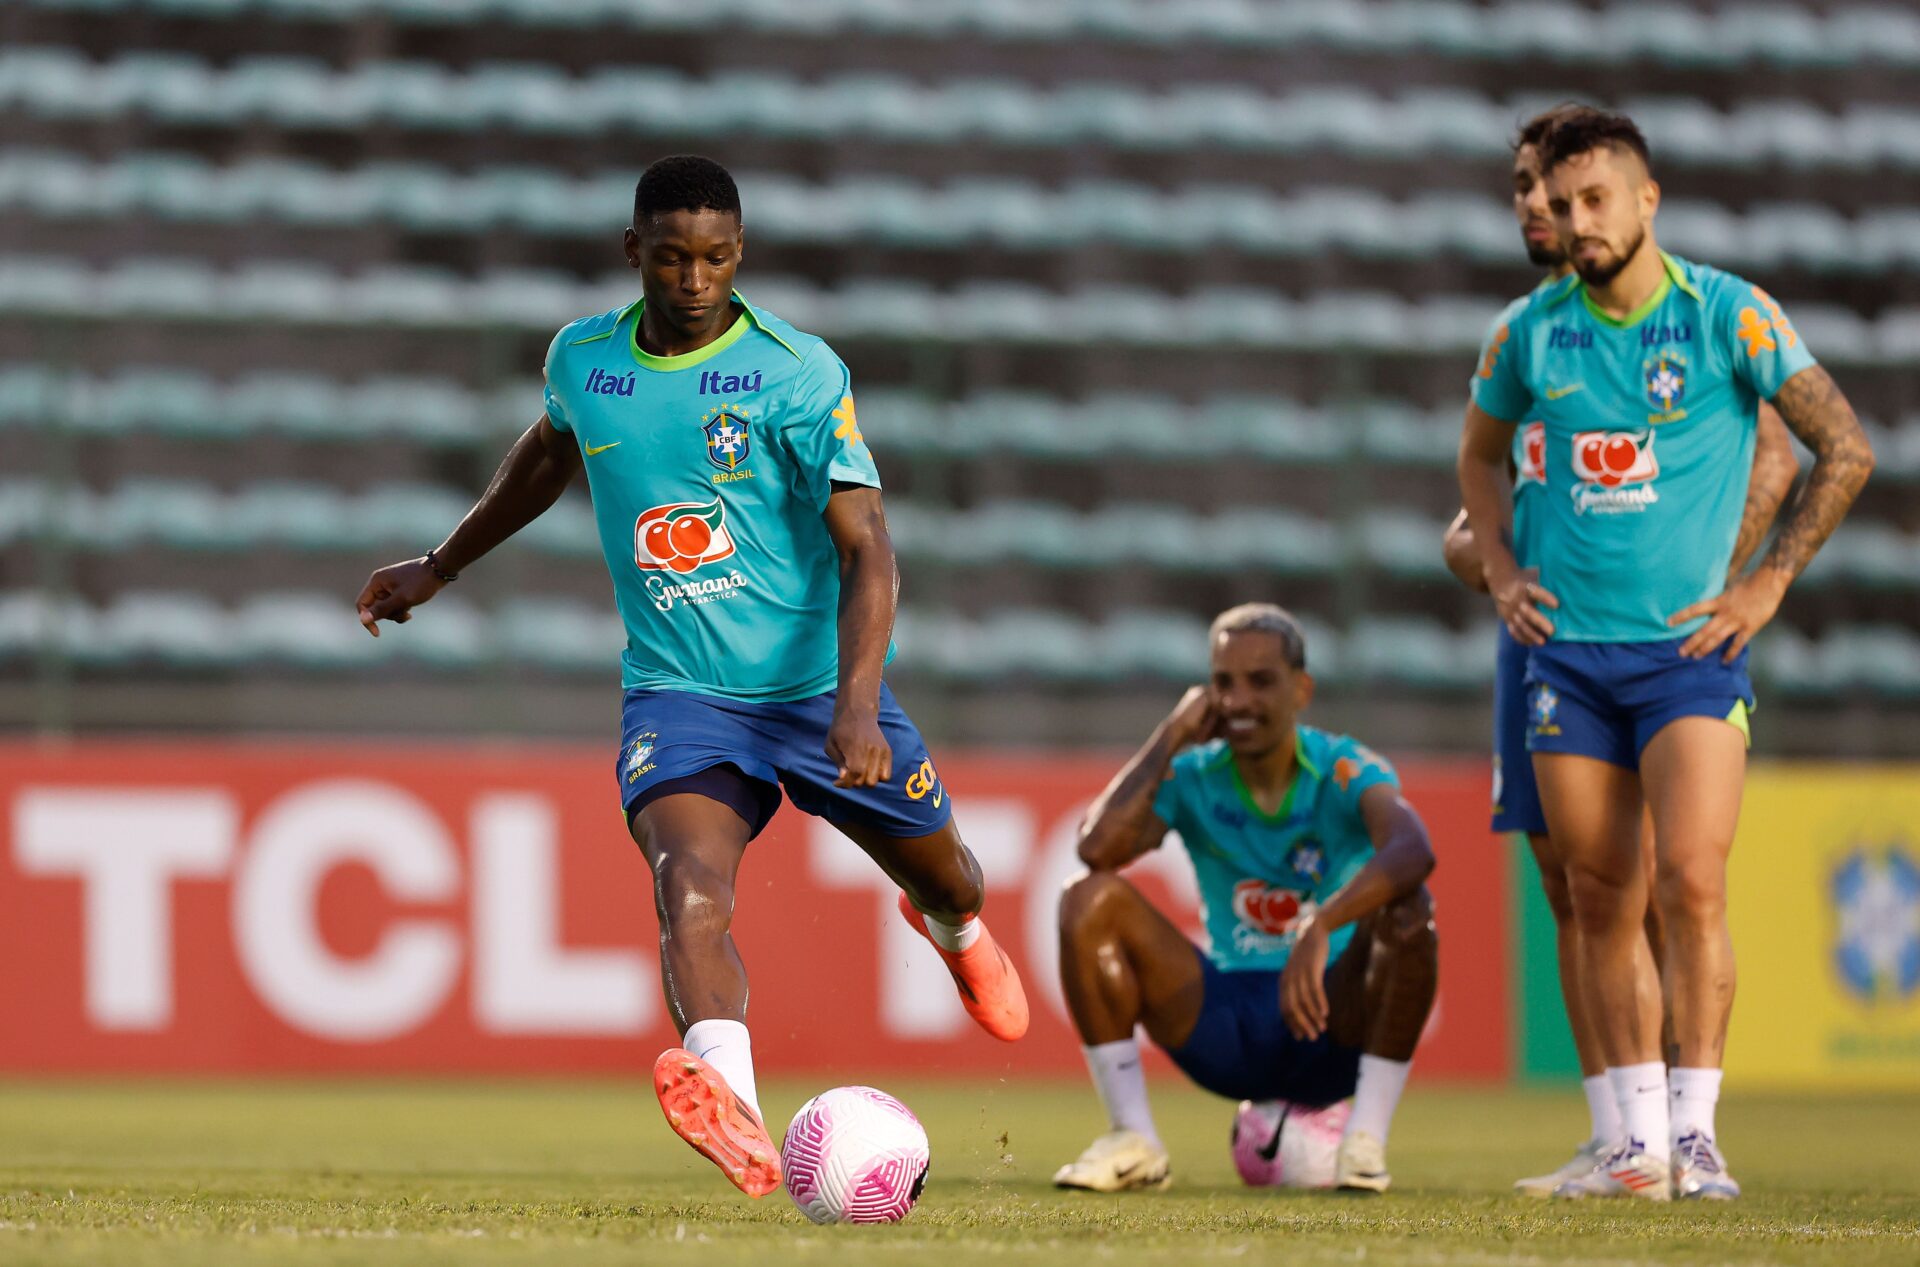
{"left": 781, "top": 1086, "right": 930, "bottom": 1224}
{"left": 1231, "top": 1098, "right": 1350, "bottom": 1188}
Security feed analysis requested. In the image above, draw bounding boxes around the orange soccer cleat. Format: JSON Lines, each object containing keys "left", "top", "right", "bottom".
{"left": 896, "top": 892, "right": 1030, "bottom": 1042}
{"left": 652, "top": 1048, "right": 782, "bottom": 1197}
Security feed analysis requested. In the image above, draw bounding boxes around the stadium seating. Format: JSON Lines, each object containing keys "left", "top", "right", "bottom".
{"left": 7, "top": 148, "right": 1920, "bottom": 276}
{"left": 12, "top": 0, "right": 1920, "bottom": 70}
{"left": 5, "top": 1, "right": 1916, "bottom": 752}
{"left": 10, "top": 49, "right": 1920, "bottom": 171}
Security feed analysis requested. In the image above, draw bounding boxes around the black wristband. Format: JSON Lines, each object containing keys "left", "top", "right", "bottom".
{"left": 424, "top": 549, "right": 459, "bottom": 583}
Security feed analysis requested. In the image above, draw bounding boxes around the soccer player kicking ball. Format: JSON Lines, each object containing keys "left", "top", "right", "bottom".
{"left": 1442, "top": 108, "right": 1798, "bottom": 1197}
{"left": 1052, "top": 605, "right": 1437, "bottom": 1194}
{"left": 1459, "top": 108, "right": 1873, "bottom": 1199}
{"left": 355, "top": 156, "right": 1028, "bottom": 1197}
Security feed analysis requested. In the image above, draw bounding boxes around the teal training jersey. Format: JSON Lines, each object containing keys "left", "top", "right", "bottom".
{"left": 542, "top": 293, "right": 889, "bottom": 699}
{"left": 1474, "top": 288, "right": 1549, "bottom": 569}
{"left": 1151, "top": 726, "right": 1398, "bottom": 973}
{"left": 1470, "top": 252, "right": 1816, "bottom": 643}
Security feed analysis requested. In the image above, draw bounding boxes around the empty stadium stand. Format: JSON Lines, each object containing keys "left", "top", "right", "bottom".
{"left": 3, "top": 0, "right": 1916, "bottom": 754}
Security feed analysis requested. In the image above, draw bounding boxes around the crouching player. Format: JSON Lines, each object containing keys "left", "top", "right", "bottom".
{"left": 1052, "top": 604, "right": 1438, "bottom": 1193}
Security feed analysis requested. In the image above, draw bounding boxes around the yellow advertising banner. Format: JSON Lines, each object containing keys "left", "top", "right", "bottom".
{"left": 1726, "top": 766, "right": 1920, "bottom": 1089}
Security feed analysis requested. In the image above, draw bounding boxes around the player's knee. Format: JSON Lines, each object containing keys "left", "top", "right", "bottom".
{"left": 1377, "top": 886, "right": 1438, "bottom": 961}
{"left": 905, "top": 847, "right": 984, "bottom": 920}
{"left": 1534, "top": 861, "right": 1576, "bottom": 926}
{"left": 1058, "top": 869, "right": 1138, "bottom": 942}
{"left": 652, "top": 853, "right": 735, "bottom": 939}
{"left": 1654, "top": 855, "right": 1726, "bottom": 927}
{"left": 1564, "top": 862, "right": 1636, "bottom": 935}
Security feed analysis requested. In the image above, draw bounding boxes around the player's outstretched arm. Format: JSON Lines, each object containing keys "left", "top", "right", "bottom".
{"left": 1670, "top": 367, "right": 1873, "bottom": 660}
{"left": 1726, "top": 402, "right": 1800, "bottom": 578}
{"left": 1281, "top": 785, "right": 1435, "bottom": 1040}
{"left": 1440, "top": 509, "right": 1489, "bottom": 594}
{"left": 822, "top": 482, "right": 898, "bottom": 789}
{"left": 355, "top": 415, "right": 581, "bottom": 635}
{"left": 1076, "top": 687, "right": 1214, "bottom": 871}
{"left": 1457, "top": 402, "right": 1555, "bottom": 644}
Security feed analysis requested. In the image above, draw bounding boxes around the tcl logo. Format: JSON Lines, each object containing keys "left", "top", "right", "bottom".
{"left": 13, "top": 783, "right": 650, "bottom": 1041}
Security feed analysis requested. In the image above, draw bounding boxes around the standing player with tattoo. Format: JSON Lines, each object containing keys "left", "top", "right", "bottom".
{"left": 1458, "top": 108, "right": 1872, "bottom": 1199}
{"left": 1442, "top": 109, "right": 1797, "bottom": 1196}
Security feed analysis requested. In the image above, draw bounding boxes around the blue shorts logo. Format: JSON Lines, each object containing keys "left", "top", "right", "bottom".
{"left": 703, "top": 410, "right": 751, "bottom": 473}
{"left": 625, "top": 732, "right": 658, "bottom": 784}
{"left": 1530, "top": 684, "right": 1562, "bottom": 736}
{"left": 1832, "top": 843, "right": 1920, "bottom": 1003}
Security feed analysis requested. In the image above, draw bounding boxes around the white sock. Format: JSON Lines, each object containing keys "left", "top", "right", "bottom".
{"left": 683, "top": 1018, "right": 762, "bottom": 1122}
{"left": 1345, "top": 1054, "right": 1412, "bottom": 1146}
{"left": 921, "top": 910, "right": 980, "bottom": 953}
{"left": 1083, "top": 1039, "right": 1159, "bottom": 1145}
{"left": 1583, "top": 1074, "right": 1624, "bottom": 1144}
{"left": 1670, "top": 1066, "right": 1723, "bottom": 1143}
{"left": 1607, "top": 1062, "right": 1671, "bottom": 1163}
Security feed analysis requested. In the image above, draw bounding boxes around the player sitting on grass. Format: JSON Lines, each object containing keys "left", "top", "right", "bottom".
{"left": 354, "top": 155, "right": 1027, "bottom": 1199}
{"left": 1052, "top": 604, "right": 1438, "bottom": 1194}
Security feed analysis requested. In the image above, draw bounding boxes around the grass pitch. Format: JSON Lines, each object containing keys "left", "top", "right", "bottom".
{"left": 3, "top": 1079, "right": 1916, "bottom": 1266}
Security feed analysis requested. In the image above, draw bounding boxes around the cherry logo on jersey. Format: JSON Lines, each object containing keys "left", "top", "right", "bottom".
{"left": 1571, "top": 429, "right": 1660, "bottom": 514}
{"left": 634, "top": 498, "right": 737, "bottom": 573}
{"left": 1517, "top": 422, "right": 1546, "bottom": 487}
{"left": 1232, "top": 880, "right": 1306, "bottom": 936}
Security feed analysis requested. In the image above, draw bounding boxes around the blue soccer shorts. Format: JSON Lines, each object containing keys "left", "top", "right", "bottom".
{"left": 1523, "top": 638, "right": 1754, "bottom": 772}
{"left": 1162, "top": 947, "right": 1363, "bottom": 1107}
{"left": 1492, "top": 624, "right": 1549, "bottom": 835}
{"left": 615, "top": 682, "right": 954, "bottom": 840}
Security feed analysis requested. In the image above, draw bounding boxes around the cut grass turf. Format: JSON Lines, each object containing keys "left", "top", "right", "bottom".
{"left": 3, "top": 1079, "right": 1917, "bottom": 1265}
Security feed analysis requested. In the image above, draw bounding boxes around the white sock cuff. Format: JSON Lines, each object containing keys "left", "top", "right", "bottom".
{"left": 1583, "top": 1074, "right": 1623, "bottom": 1142}
{"left": 684, "top": 1018, "right": 750, "bottom": 1054}
{"left": 1670, "top": 1066, "right": 1724, "bottom": 1098}
{"left": 921, "top": 910, "right": 980, "bottom": 953}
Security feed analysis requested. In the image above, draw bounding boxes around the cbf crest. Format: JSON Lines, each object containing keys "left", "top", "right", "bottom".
{"left": 702, "top": 408, "right": 751, "bottom": 473}
{"left": 1530, "top": 683, "right": 1561, "bottom": 737}
{"left": 1645, "top": 349, "right": 1688, "bottom": 423}
{"left": 1831, "top": 841, "right": 1920, "bottom": 1004}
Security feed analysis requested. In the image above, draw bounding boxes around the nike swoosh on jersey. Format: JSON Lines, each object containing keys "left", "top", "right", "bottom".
{"left": 1544, "top": 383, "right": 1585, "bottom": 400}
{"left": 584, "top": 440, "right": 621, "bottom": 456}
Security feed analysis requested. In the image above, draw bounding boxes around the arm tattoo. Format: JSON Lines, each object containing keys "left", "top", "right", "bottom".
{"left": 1728, "top": 425, "right": 1793, "bottom": 577}
{"left": 1759, "top": 366, "right": 1874, "bottom": 582}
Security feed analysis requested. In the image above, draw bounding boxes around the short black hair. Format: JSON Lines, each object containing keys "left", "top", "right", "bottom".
{"left": 1514, "top": 102, "right": 1587, "bottom": 154}
{"left": 1537, "top": 105, "right": 1653, "bottom": 175}
{"left": 633, "top": 155, "right": 741, "bottom": 224}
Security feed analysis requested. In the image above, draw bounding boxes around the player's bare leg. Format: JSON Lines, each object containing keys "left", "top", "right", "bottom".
{"left": 1325, "top": 886, "right": 1439, "bottom": 1192}
{"left": 1640, "top": 717, "right": 1746, "bottom": 1199}
{"left": 1639, "top": 804, "right": 1677, "bottom": 1066}
{"left": 1535, "top": 752, "right": 1671, "bottom": 1199}
{"left": 1051, "top": 869, "right": 1206, "bottom": 1190}
{"left": 834, "top": 818, "right": 1029, "bottom": 1042}
{"left": 630, "top": 793, "right": 780, "bottom": 1197}
{"left": 1516, "top": 823, "right": 1664, "bottom": 1195}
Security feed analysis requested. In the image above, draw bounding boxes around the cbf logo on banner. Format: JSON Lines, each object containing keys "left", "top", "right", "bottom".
{"left": 0, "top": 744, "right": 1509, "bottom": 1079}
{"left": 1728, "top": 769, "right": 1920, "bottom": 1089}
